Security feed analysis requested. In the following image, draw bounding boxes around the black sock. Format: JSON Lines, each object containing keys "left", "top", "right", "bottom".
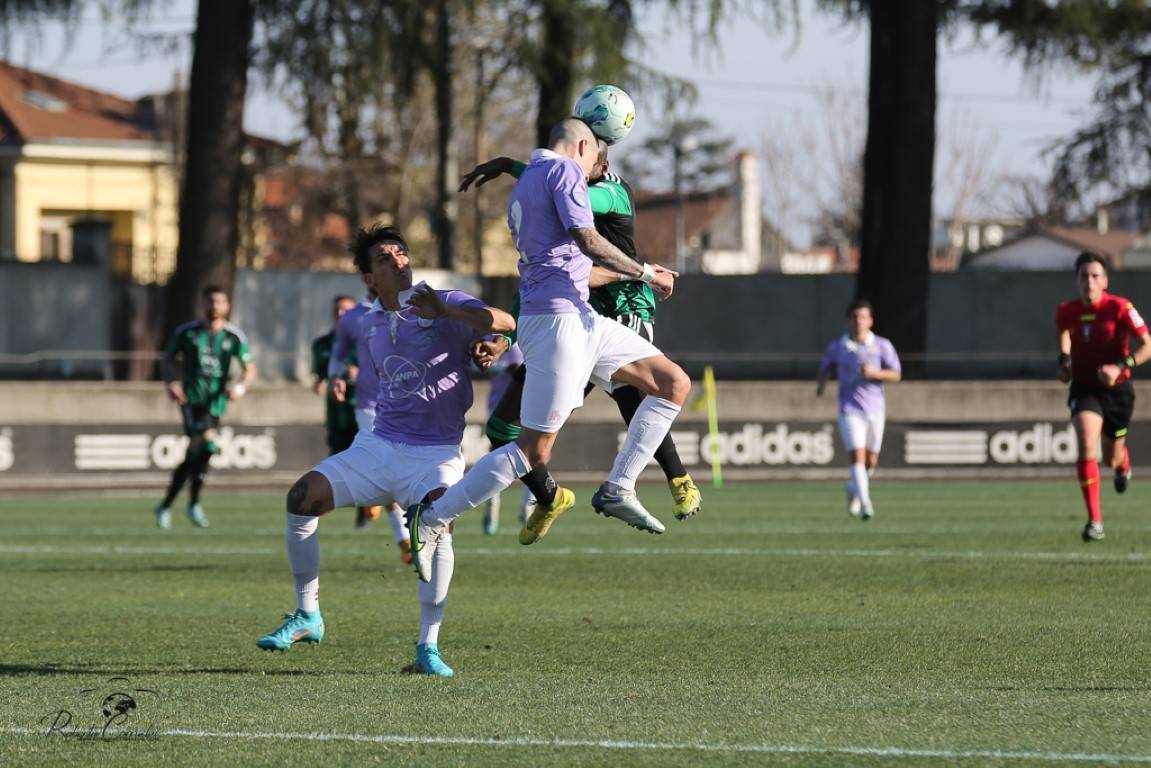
{"left": 519, "top": 464, "right": 557, "bottom": 507}
{"left": 611, "top": 385, "right": 688, "bottom": 481}
{"left": 188, "top": 450, "right": 212, "bottom": 505}
{"left": 651, "top": 434, "right": 688, "bottom": 481}
{"left": 161, "top": 459, "right": 190, "bottom": 507}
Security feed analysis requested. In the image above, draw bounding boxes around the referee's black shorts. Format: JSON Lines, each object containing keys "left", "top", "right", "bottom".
{"left": 1068, "top": 380, "right": 1136, "bottom": 440}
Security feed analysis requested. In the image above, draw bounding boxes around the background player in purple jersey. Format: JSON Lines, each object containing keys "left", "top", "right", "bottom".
{"left": 329, "top": 286, "right": 413, "bottom": 553}
{"left": 816, "top": 300, "right": 902, "bottom": 521}
{"left": 257, "top": 225, "right": 514, "bottom": 677}
{"left": 407, "top": 118, "right": 689, "bottom": 583}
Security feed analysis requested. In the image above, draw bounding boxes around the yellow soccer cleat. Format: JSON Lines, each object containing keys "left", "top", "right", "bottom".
{"left": 519, "top": 487, "right": 575, "bottom": 545}
{"left": 669, "top": 475, "right": 701, "bottom": 520}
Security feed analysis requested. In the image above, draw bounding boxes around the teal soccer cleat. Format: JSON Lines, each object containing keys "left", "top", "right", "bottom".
{"left": 256, "top": 609, "right": 325, "bottom": 651}
{"left": 413, "top": 643, "right": 454, "bottom": 677}
{"left": 154, "top": 503, "right": 171, "bottom": 530}
{"left": 186, "top": 503, "right": 209, "bottom": 528}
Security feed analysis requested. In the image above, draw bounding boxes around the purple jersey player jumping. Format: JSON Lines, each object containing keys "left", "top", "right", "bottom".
{"left": 816, "top": 299, "right": 902, "bottom": 521}
{"left": 406, "top": 117, "right": 689, "bottom": 584}
{"left": 256, "top": 225, "right": 515, "bottom": 678}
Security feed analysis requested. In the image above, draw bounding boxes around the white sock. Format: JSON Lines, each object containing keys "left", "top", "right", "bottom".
{"left": 427, "top": 443, "right": 531, "bottom": 525}
{"left": 286, "top": 513, "right": 320, "bottom": 613}
{"left": 850, "top": 463, "right": 871, "bottom": 508}
{"left": 387, "top": 503, "right": 408, "bottom": 543}
{"left": 607, "top": 396, "right": 681, "bottom": 491}
{"left": 418, "top": 531, "right": 454, "bottom": 645}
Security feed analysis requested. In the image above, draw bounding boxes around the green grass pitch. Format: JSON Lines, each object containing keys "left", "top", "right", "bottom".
{"left": 2, "top": 479, "right": 1151, "bottom": 766}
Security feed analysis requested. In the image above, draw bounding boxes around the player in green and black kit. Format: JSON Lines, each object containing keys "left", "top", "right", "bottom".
{"left": 460, "top": 142, "right": 702, "bottom": 521}
{"left": 154, "top": 285, "right": 255, "bottom": 529}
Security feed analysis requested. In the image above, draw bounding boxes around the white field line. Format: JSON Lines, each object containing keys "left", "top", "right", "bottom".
{"left": 1, "top": 725, "right": 1150, "bottom": 763}
{"left": 2, "top": 543, "right": 1151, "bottom": 564}
{"left": 0, "top": 522, "right": 1128, "bottom": 537}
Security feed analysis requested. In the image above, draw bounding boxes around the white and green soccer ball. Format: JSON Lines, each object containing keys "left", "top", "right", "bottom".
{"left": 573, "top": 84, "right": 636, "bottom": 146}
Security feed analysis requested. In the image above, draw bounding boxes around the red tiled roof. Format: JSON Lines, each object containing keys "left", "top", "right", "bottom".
{"left": 633, "top": 190, "right": 732, "bottom": 262}
{"left": 0, "top": 61, "right": 157, "bottom": 143}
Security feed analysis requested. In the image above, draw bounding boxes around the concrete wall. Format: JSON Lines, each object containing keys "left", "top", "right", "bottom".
{"left": 0, "top": 262, "right": 111, "bottom": 377}
{"left": 3, "top": 268, "right": 1151, "bottom": 381}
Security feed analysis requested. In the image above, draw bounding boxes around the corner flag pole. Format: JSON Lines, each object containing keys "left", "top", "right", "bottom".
{"left": 703, "top": 365, "right": 722, "bottom": 488}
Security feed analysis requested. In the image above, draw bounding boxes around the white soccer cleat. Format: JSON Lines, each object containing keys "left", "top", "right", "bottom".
{"left": 405, "top": 501, "right": 445, "bottom": 582}
{"left": 860, "top": 503, "right": 874, "bottom": 522}
{"left": 847, "top": 495, "right": 862, "bottom": 517}
{"left": 591, "top": 483, "right": 665, "bottom": 534}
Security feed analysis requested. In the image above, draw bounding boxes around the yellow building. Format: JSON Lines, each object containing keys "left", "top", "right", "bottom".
{"left": 0, "top": 62, "right": 180, "bottom": 283}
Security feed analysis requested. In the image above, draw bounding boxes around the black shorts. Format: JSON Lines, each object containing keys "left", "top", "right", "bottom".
{"left": 182, "top": 405, "right": 221, "bottom": 437}
{"left": 326, "top": 424, "right": 357, "bottom": 455}
{"left": 1068, "top": 381, "right": 1135, "bottom": 439}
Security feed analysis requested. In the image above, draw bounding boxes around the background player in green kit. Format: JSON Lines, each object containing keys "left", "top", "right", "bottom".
{"left": 154, "top": 285, "right": 256, "bottom": 529}
{"left": 312, "top": 295, "right": 359, "bottom": 456}
{"left": 460, "top": 141, "right": 702, "bottom": 524}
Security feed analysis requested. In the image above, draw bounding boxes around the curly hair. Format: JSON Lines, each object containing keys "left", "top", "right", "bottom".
{"left": 348, "top": 224, "right": 409, "bottom": 274}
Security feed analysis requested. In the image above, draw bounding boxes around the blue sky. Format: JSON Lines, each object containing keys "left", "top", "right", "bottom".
{"left": 4, "top": 1, "right": 1099, "bottom": 245}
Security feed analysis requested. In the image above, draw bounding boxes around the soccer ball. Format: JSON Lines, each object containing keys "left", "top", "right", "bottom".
{"left": 573, "top": 84, "right": 636, "bottom": 146}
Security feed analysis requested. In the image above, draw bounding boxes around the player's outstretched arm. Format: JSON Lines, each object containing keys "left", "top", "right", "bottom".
{"left": 406, "top": 284, "right": 516, "bottom": 335}
{"left": 459, "top": 157, "right": 515, "bottom": 192}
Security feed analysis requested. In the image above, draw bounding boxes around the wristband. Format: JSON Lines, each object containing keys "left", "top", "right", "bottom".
{"left": 639, "top": 263, "right": 657, "bottom": 285}
{"left": 498, "top": 334, "right": 514, "bottom": 349}
{"left": 1120, "top": 355, "right": 1137, "bottom": 370}
{"left": 232, "top": 383, "right": 247, "bottom": 397}
{"left": 1058, "top": 353, "right": 1071, "bottom": 367}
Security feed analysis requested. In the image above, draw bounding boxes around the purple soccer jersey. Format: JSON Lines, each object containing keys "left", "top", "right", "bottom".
{"left": 507, "top": 149, "right": 596, "bottom": 316}
{"left": 818, "top": 333, "right": 901, "bottom": 416}
{"left": 363, "top": 290, "right": 488, "bottom": 446}
{"left": 329, "top": 299, "right": 379, "bottom": 413}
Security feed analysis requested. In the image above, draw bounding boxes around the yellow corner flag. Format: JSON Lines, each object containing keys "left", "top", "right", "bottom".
{"left": 702, "top": 365, "right": 722, "bottom": 489}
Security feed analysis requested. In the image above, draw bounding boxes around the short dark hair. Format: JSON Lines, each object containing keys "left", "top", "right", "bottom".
{"left": 846, "top": 299, "right": 873, "bottom": 317}
{"left": 349, "top": 224, "right": 409, "bottom": 274}
{"left": 1074, "top": 251, "right": 1109, "bottom": 274}
{"left": 596, "top": 138, "right": 609, "bottom": 165}
{"left": 333, "top": 294, "right": 354, "bottom": 306}
{"left": 202, "top": 285, "right": 227, "bottom": 300}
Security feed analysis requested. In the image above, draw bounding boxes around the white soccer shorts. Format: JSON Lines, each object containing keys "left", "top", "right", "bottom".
{"left": 838, "top": 411, "right": 886, "bottom": 453}
{"left": 314, "top": 431, "right": 465, "bottom": 509}
{"left": 517, "top": 312, "right": 662, "bottom": 433}
{"left": 354, "top": 407, "right": 374, "bottom": 434}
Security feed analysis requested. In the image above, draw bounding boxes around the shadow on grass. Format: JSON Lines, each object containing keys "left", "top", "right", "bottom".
{"left": 0, "top": 663, "right": 371, "bottom": 677}
{"left": 987, "top": 685, "right": 1151, "bottom": 693}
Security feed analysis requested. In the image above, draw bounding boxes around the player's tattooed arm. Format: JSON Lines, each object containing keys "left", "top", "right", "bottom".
{"left": 569, "top": 227, "right": 643, "bottom": 277}
{"left": 570, "top": 227, "right": 678, "bottom": 299}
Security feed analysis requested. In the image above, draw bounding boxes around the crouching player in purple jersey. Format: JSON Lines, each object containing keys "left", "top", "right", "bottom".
{"left": 407, "top": 118, "right": 690, "bottom": 583}
{"left": 257, "top": 225, "right": 515, "bottom": 677}
{"left": 816, "top": 300, "right": 902, "bottom": 521}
